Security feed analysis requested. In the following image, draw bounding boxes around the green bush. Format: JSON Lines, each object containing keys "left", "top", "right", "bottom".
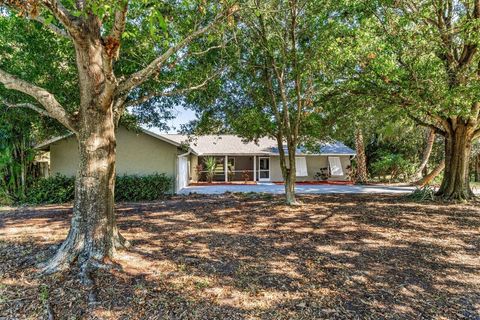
{"left": 370, "top": 153, "right": 415, "bottom": 182}
{"left": 25, "top": 174, "right": 75, "bottom": 204}
{"left": 406, "top": 186, "right": 437, "bottom": 201}
{"left": 115, "top": 173, "right": 173, "bottom": 202}
{"left": 24, "top": 173, "right": 173, "bottom": 204}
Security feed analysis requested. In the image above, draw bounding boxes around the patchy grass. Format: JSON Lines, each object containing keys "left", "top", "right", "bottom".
{"left": 1, "top": 194, "right": 479, "bottom": 319}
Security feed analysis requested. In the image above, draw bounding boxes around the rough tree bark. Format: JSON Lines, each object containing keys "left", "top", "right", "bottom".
{"left": 354, "top": 127, "right": 368, "bottom": 183}
{"left": 279, "top": 140, "right": 299, "bottom": 205}
{"left": 40, "top": 18, "right": 128, "bottom": 274}
{"left": 0, "top": 0, "right": 228, "bottom": 274}
{"left": 413, "top": 128, "right": 435, "bottom": 180}
{"left": 436, "top": 121, "right": 476, "bottom": 200}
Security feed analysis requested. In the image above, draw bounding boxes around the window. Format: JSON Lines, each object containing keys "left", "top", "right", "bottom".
{"left": 295, "top": 157, "right": 308, "bottom": 177}
{"left": 328, "top": 157, "right": 344, "bottom": 176}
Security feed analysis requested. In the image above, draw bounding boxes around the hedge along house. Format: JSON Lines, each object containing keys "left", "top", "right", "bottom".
{"left": 37, "top": 127, "right": 356, "bottom": 192}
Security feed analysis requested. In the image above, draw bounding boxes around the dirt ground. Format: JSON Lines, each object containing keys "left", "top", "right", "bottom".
{"left": 1, "top": 194, "right": 479, "bottom": 319}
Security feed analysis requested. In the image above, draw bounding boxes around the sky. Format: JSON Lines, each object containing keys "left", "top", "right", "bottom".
{"left": 148, "top": 105, "right": 197, "bottom": 134}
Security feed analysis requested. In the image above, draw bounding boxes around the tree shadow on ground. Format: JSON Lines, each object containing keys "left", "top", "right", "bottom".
{"left": 0, "top": 194, "right": 479, "bottom": 319}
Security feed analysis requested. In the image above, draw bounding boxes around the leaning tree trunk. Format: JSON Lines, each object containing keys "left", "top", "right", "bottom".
{"left": 40, "top": 33, "right": 127, "bottom": 275}
{"left": 436, "top": 122, "right": 475, "bottom": 200}
{"left": 413, "top": 128, "right": 435, "bottom": 180}
{"left": 415, "top": 159, "right": 445, "bottom": 187}
{"left": 354, "top": 128, "right": 368, "bottom": 183}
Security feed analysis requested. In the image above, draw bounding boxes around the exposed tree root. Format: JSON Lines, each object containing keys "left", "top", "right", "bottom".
{"left": 436, "top": 189, "right": 476, "bottom": 201}
{"left": 286, "top": 200, "right": 303, "bottom": 206}
{"left": 38, "top": 228, "right": 128, "bottom": 275}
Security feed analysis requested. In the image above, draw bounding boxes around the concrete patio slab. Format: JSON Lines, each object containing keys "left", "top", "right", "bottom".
{"left": 178, "top": 183, "right": 417, "bottom": 195}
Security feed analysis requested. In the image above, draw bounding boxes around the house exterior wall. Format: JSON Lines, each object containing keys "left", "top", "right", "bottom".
{"left": 269, "top": 155, "right": 352, "bottom": 181}
{"left": 50, "top": 127, "right": 178, "bottom": 178}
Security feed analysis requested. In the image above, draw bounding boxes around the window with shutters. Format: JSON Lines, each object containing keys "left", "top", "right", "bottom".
{"left": 295, "top": 157, "right": 308, "bottom": 177}
{"left": 328, "top": 157, "right": 344, "bottom": 176}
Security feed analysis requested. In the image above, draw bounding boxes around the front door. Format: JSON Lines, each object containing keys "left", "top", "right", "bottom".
{"left": 258, "top": 157, "right": 270, "bottom": 181}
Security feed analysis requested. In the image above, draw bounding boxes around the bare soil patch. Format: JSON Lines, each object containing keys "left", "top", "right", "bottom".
{"left": 1, "top": 194, "right": 479, "bottom": 319}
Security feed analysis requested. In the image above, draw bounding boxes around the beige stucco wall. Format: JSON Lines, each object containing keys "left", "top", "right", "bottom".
{"left": 269, "top": 155, "right": 352, "bottom": 181}
{"left": 50, "top": 127, "right": 178, "bottom": 178}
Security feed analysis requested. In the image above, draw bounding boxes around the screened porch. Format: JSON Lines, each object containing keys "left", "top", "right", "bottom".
{"left": 196, "top": 156, "right": 266, "bottom": 182}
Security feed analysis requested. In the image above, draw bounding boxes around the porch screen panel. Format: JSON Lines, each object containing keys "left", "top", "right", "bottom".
{"left": 328, "top": 157, "right": 344, "bottom": 176}
{"left": 295, "top": 157, "right": 308, "bottom": 176}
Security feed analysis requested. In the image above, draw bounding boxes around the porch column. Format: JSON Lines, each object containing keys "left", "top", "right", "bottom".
{"left": 253, "top": 155, "right": 257, "bottom": 182}
{"left": 225, "top": 155, "right": 228, "bottom": 182}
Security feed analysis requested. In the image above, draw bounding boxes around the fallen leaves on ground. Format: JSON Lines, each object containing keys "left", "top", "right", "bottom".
{"left": 0, "top": 194, "right": 479, "bottom": 319}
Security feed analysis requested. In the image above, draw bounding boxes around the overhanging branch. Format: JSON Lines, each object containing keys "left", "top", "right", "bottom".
{"left": 32, "top": 16, "right": 69, "bottom": 38}
{"left": 117, "top": 7, "right": 233, "bottom": 94}
{"left": 406, "top": 112, "right": 446, "bottom": 136}
{"left": 1, "top": 99, "right": 50, "bottom": 117}
{"left": 0, "top": 69, "right": 77, "bottom": 132}
{"left": 125, "top": 72, "right": 218, "bottom": 108}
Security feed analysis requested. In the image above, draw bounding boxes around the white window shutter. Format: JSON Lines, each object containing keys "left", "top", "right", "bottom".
{"left": 295, "top": 157, "right": 308, "bottom": 176}
{"left": 328, "top": 157, "right": 344, "bottom": 176}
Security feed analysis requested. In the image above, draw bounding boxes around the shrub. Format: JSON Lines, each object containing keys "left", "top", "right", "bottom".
{"left": 406, "top": 186, "right": 437, "bottom": 201}
{"left": 115, "top": 173, "right": 173, "bottom": 202}
{"left": 24, "top": 173, "right": 173, "bottom": 204}
{"left": 25, "top": 174, "right": 75, "bottom": 204}
{"left": 203, "top": 156, "right": 217, "bottom": 183}
{"left": 0, "top": 188, "right": 13, "bottom": 206}
{"left": 370, "top": 153, "right": 415, "bottom": 182}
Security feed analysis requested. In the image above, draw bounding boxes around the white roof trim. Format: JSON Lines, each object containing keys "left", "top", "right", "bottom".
{"left": 34, "top": 127, "right": 196, "bottom": 154}
{"left": 35, "top": 133, "right": 74, "bottom": 150}
{"left": 139, "top": 128, "right": 182, "bottom": 147}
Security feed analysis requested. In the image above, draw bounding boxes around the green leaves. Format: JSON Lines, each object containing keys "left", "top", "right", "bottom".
{"left": 24, "top": 173, "right": 174, "bottom": 204}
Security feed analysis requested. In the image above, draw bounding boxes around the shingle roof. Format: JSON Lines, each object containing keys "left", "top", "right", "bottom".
{"left": 161, "top": 134, "right": 356, "bottom": 156}
{"left": 35, "top": 128, "right": 356, "bottom": 156}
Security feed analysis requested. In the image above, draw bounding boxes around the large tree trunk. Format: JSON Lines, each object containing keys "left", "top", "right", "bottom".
{"left": 413, "top": 128, "right": 435, "bottom": 180}
{"left": 354, "top": 128, "right": 368, "bottom": 183}
{"left": 436, "top": 123, "right": 475, "bottom": 200}
{"left": 40, "top": 32, "right": 127, "bottom": 275}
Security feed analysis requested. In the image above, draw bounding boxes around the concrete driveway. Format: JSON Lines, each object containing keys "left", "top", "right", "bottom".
{"left": 178, "top": 183, "right": 416, "bottom": 195}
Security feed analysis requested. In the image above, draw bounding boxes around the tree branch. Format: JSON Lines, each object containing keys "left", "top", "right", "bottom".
{"left": 474, "top": 127, "right": 480, "bottom": 141}
{"left": 117, "top": 8, "right": 232, "bottom": 94}
{"left": 32, "top": 16, "right": 69, "bottom": 38}
{"left": 0, "top": 69, "right": 77, "bottom": 132}
{"left": 108, "top": 1, "right": 129, "bottom": 42}
{"left": 1, "top": 99, "right": 50, "bottom": 117}
{"left": 125, "top": 72, "right": 218, "bottom": 107}
{"left": 406, "top": 112, "right": 446, "bottom": 136}
{"left": 41, "top": 0, "right": 81, "bottom": 37}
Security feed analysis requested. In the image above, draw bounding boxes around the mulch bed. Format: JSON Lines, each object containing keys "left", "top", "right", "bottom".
{"left": 1, "top": 194, "right": 479, "bottom": 319}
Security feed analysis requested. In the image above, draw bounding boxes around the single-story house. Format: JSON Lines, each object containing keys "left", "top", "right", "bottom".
{"left": 36, "top": 127, "right": 356, "bottom": 192}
